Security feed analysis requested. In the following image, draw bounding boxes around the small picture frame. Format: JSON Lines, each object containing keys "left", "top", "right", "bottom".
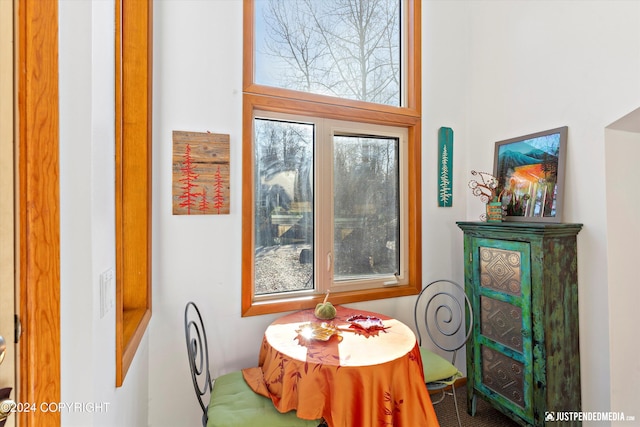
{"left": 493, "top": 126, "right": 567, "bottom": 222}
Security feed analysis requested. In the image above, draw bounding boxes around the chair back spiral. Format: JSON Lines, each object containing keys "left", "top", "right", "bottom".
{"left": 413, "top": 279, "right": 473, "bottom": 366}
{"left": 184, "top": 301, "right": 213, "bottom": 426}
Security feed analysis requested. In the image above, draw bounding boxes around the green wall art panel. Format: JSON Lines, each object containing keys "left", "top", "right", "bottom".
{"left": 438, "top": 127, "right": 453, "bottom": 207}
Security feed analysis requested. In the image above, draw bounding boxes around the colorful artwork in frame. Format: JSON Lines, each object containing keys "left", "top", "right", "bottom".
{"left": 493, "top": 126, "right": 567, "bottom": 222}
{"left": 172, "top": 130, "right": 230, "bottom": 215}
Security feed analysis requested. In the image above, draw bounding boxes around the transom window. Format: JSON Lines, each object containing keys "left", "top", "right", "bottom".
{"left": 254, "top": 0, "right": 402, "bottom": 106}
{"left": 243, "top": 0, "right": 422, "bottom": 316}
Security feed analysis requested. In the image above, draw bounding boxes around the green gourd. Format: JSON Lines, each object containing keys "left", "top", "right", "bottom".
{"left": 314, "top": 292, "right": 336, "bottom": 320}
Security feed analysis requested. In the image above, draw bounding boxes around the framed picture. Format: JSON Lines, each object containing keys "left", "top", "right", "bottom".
{"left": 493, "top": 126, "right": 567, "bottom": 222}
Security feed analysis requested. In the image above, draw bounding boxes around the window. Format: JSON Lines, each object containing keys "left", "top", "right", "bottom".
{"left": 243, "top": 0, "right": 422, "bottom": 316}
{"left": 254, "top": 0, "right": 402, "bottom": 106}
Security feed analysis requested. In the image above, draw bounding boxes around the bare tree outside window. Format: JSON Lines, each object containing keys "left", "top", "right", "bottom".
{"left": 254, "top": 119, "right": 314, "bottom": 295}
{"left": 333, "top": 136, "right": 399, "bottom": 279}
{"left": 255, "top": 0, "right": 401, "bottom": 106}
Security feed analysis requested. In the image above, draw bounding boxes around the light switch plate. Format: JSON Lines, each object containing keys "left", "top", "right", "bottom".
{"left": 100, "top": 268, "right": 115, "bottom": 318}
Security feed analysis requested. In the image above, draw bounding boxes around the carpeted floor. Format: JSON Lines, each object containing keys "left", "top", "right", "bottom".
{"left": 432, "top": 385, "right": 521, "bottom": 427}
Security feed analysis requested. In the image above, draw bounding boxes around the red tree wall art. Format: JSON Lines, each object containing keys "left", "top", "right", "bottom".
{"left": 178, "top": 143, "right": 199, "bottom": 214}
{"left": 172, "top": 130, "right": 230, "bottom": 215}
{"left": 213, "top": 165, "right": 225, "bottom": 214}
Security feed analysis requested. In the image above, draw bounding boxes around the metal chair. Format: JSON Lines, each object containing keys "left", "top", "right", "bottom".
{"left": 413, "top": 280, "right": 473, "bottom": 427}
{"left": 184, "top": 301, "right": 325, "bottom": 427}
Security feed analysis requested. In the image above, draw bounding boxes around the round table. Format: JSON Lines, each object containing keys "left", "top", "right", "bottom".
{"left": 242, "top": 306, "right": 440, "bottom": 427}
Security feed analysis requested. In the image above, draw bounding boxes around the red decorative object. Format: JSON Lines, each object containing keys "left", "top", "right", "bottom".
{"left": 178, "top": 143, "right": 199, "bottom": 214}
{"left": 213, "top": 165, "right": 225, "bottom": 214}
{"left": 346, "top": 314, "right": 390, "bottom": 336}
{"left": 172, "top": 131, "right": 230, "bottom": 215}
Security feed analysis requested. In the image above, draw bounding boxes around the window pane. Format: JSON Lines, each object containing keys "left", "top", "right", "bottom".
{"left": 255, "top": 0, "right": 401, "bottom": 106}
{"left": 254, "top": 119, "right": 314, "bottom": 295}
{"left": 333, "top": 136, "right": 399, "bottom": 280}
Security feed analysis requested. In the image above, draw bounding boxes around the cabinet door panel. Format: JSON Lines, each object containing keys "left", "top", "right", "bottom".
{"left": 480, "top": 246, "right": 522, "bottom": 295}
{"left": 481, "top": 345, "right": 525, "bottom": 408}
{"left": 480, "top": 296, "right": 523, "bottom": 352}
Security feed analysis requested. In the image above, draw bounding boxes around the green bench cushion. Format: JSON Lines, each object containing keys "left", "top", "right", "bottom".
{"left": 419, "top": 347, "right": 460, "bottom": 384}
{"left": 207, "top": 371, "right": 321, "bottom": 427}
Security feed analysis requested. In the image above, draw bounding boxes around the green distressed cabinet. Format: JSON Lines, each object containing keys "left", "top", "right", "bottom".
{"left": 457, "top": 222, "right": 582, "bottom": 426}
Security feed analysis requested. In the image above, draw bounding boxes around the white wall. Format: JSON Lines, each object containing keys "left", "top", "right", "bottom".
{"left": 60, "top": 1, "right": 149, "bottom": 426}
{"left": 58, "top": 1, "right": 640, "bottom": 426}
{"left": 605, "top": 109, "right": 640, "bottom": 424}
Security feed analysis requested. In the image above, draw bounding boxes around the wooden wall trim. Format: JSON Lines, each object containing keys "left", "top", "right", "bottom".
{"left": 115, "top": 0, "right": 153, "bottom": 387}
{"left": 17, "top": 0, "right": 61, "bottom": 425}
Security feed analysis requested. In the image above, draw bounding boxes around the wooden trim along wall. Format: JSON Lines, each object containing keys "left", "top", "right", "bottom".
{"left": 115, "top": 0, "right": 153, "bottom": 387}
{"left": 17, "top": 0, "right": 61, "bottom": 425}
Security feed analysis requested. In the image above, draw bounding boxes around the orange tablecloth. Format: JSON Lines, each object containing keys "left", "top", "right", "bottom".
{"left": 242, "top": 306, "right": 440, "bottom": 427}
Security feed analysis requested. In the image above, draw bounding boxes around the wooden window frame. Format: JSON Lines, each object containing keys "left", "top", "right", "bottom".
{"left": 242, "top": 0, "right": 422, "bottom": 316}
{"left": 115, "top": 0, "right": 153, "bottom": 387}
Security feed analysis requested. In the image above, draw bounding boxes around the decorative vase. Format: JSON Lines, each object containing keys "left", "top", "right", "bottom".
{"left": 486, "top": 202, "right": 503, "bottom": 222}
